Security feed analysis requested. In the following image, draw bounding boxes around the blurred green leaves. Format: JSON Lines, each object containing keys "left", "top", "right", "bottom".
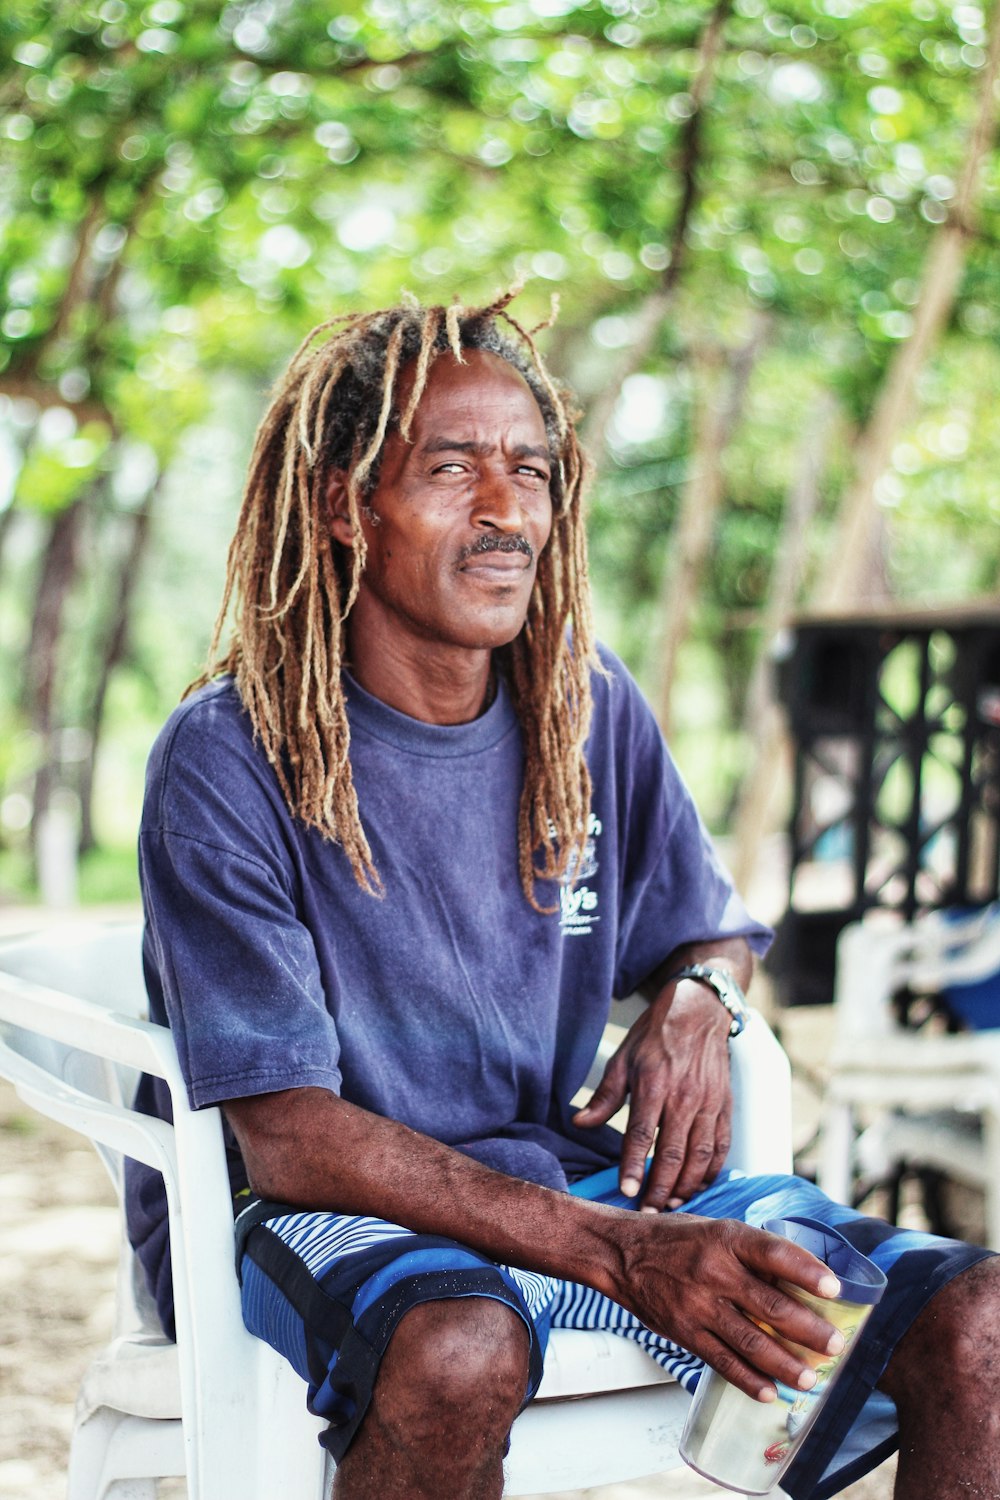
{"left": 13, "top": 418, "right": 111, "bottom": 512}
{"left": 0, "top": 0, "right": 998, "bottom": 869}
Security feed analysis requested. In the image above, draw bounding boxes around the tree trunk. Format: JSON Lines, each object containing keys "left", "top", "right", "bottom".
{"left": 0, "top": 505, "right": 16, "bottom": 580}
{"left": 743, "top": 391, "right": 841, "bottom": 730}
{"left": 77, "top": 496, "right": 156, "bottom": 853}
{"left": 48, "top": 194, "right": 106, "bottom": 347}
{"left": 582, "top": 0, "right": 731, "bottom": 457}
{"left": 729, "top": 393, "right": 840, "bottom": 894}
{"left": 817, "top": 9, "right": 1000, "bottom": 610}
{"left": 25, "top": 502, "right": 85, "bottom": 847}
{"left": 654, "top": 313, "right": 772, "bottom": 733}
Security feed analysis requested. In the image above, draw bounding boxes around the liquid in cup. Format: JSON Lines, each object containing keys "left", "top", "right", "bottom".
{"left": 679, "top": 1216, "right": 888, "bottom": 1495}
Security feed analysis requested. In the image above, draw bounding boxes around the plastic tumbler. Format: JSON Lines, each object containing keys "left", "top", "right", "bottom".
{"left": 678, "top": 1216, "right": 887, "bottom": 1495}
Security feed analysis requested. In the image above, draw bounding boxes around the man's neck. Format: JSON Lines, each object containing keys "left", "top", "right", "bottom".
{"left": 346, "top": 630, "right": 495, "bottom": 726}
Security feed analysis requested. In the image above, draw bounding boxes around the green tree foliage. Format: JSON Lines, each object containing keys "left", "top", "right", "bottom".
{"left": 0, "top": 0, "right": 997, "bottom": 891}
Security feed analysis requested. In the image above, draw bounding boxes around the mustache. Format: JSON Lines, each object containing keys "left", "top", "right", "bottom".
{"left": 457, "top": 534, "right": 535, "bottom": 564}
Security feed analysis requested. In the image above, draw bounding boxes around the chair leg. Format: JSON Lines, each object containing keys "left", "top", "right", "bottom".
{"left": 68, "top": 1408, "right": 125, "bottom": 1500}
{"left": 817, "top": 1099, "right": 855, "bottom": 1206}
{"left": 69, "top": 1407, "right": 178, "bottom": 1500}
{"left": 885, "top": 1161, "right": 906, "bottom": 1226}
{"left": 915, "top": 1166, "right": 951, "bottom": 1237}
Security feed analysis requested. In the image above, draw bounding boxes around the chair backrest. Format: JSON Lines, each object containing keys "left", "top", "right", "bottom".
{"left": 0, "top": 923, "right": 167, "bottom": 1338}
{"left": 833, "top": 906, "right": 1000, "bottom": 1053}
{"left": 0, "top": 922, "right": 146, "bottom": 1009}
{"left": 922, "top": 905, "right": 1000, "bottom": 1031}
{"left": 0, "top": 923, "right": 148, "bottom": 1185}
{"left": 825, "top": 908, "right": 1000, "bottom": 1249}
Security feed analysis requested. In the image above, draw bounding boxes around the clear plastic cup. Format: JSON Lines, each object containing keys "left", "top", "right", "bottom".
{"left": 678, "top": 1216, "right": 888, "bottom": 1495}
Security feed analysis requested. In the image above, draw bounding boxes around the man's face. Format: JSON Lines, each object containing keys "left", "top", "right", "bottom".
{"left": 331, "top": 348, "right": 554, "bottom": 658}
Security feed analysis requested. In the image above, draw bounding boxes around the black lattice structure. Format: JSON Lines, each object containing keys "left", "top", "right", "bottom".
{"left": 765, "top": 608, "right": 1000, "bottom": 1007}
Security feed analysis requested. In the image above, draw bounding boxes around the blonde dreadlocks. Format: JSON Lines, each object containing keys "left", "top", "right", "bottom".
{"left": 191, "top": 289, "right": 599, "bottom": 908}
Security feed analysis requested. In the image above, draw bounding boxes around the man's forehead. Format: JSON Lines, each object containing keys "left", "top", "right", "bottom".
{"left": 398, "top": 348, "right": 547, "bottom": 439}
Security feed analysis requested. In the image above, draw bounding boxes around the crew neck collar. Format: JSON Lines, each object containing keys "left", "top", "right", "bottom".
{"left": 342, "top": 669, "right": 518, "bottom": 757}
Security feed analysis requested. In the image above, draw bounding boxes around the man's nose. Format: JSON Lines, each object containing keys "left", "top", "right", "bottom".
{"left": 471, "top": 466, "right": 524, "bottom": 531}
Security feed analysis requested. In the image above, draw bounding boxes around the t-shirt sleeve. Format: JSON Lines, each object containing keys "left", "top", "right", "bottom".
{"left": 604, "top": 662, "right": 773, "bottom": 999}
{"left": 140, "top": 693, "right": 342, "bottom": 1110}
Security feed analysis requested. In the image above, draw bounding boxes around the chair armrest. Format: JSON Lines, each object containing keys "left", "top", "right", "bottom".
{"left": 0, "top": 971, "right": 181, "bottom": 1083}
{"left": 582, "top": 1006, "right": 793, "bottom": 1177}
{"left": 0, "top": 1031, "right": 179, "bottom": 1176}
{"left": 725, "top": 1008, "right": 793, "bottom": 1175}
{"left": 0, "top": 971, "right": 194, "bottom": 1172}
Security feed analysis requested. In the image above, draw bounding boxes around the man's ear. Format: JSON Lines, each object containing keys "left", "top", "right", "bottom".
{"left": 326, "top": 469, "right": 357, "bottom": 548}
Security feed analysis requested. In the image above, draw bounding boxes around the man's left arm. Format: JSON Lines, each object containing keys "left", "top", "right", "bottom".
{"left": 573, "top": 935, "right": 753, "bottom": 1212}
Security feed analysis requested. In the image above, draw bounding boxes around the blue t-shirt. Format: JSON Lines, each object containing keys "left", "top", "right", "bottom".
{"left": 126, "top": 648, "right": 769, "bottom": 1334}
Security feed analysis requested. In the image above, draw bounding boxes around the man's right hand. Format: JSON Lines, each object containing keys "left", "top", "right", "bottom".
{"left": 604, "top": 1211, "right": 845, "bottom": 1402}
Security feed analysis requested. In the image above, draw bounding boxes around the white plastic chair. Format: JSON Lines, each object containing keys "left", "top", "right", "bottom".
{"left": 0, "top": 921, "right": 793, "bottom": 1500}
{"left": 818, "top": 909, "right": 1000, "bottom": 1249}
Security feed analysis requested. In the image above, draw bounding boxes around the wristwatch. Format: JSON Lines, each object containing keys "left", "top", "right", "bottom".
{"left": 669, "top": 964, "right": 749, "bottom": 1038}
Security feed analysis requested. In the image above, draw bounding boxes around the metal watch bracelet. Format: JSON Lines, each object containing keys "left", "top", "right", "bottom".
{"left": 668, "top": 963, "right": 748, "bottom": 1037}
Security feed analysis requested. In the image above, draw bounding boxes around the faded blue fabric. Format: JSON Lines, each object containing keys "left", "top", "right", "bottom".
{"left": 125, "top": 646, "right": 770, "bottom": 1337}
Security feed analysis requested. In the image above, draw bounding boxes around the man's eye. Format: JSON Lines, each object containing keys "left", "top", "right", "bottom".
{"left": 517, "top": 466, "right": 549, "bottom": 481}
{"left": 432, "top": 462, "right": 467, "bottom": 474}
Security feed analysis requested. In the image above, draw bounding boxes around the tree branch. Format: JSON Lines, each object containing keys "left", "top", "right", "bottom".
{"left": 653, "top": 308, "right": 772, "bottom": 732}
{"left": 0, "top": 374, "right": 115, "bottom": 431}
{"left": 816, "top": 0, "right": 1000, "bottom": 610}
{"left": 582, "top": 0, "right": 732, "bottom": 456}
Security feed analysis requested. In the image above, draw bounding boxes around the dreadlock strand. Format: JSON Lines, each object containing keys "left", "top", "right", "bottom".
{"left": 351, "top": 318, "right": 407, "bottom": 493}
{"left": 297, "top": 511, "right": 322, "bottom": 733}
{"left": 316, "top": 543, "right": 346, "bottom": 748}
{"left": 297, "top": 344, "right": 341, "bottom": 464}
{"left": 529, "top": 293, "right": 561, "bottom": 337}
{"left": 479, "top": 284, "right": 522, "bottom": 320}
{"left": 282, "top": 314, "right": 367, "bottom": 405}
{"left": 188, "top": 419, "right": 284, "bottom": 696}
{"left": 497, "top": 310, "right": 567, "bottom": 441}
{"left": 266, "top": 421, "right": 302, "bottom": 611}
{"left": 339, "top": 471, "right": 368, "bottom": 620}
{"left": 267, "top": 440, "right": 311, "bottom": 619}
{"left": 308, "top": 347, "right": 354, "bottom": 468}
{"left": 400, "top": 306, "right": 443, "bottom": 437}
{"left": 444, "top": 300, "right": 465, "bottom": 360}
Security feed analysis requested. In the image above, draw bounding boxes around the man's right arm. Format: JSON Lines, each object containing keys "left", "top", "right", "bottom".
{"left": 224, "top": 1086, "right": 845, "bottom": 1404}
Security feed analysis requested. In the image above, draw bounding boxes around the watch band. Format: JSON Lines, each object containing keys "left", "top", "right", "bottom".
{"left": 669, "top": 963, "right": 748, "bottom": 1037}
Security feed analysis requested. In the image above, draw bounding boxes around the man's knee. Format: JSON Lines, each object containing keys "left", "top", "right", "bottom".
{"left": 929, "top": 1258, "right": 1000, "bottom": 1367}
{"left": 374, "top": 1296, "right": 531, "bottom": 1435}
{"left": 882, "top": 1256, "right": 1000, "bottom": 1414}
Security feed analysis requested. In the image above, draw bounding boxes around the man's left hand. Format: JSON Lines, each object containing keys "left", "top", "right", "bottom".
{"left": 572, "top": 940, "right": 753, "bottom": 1211}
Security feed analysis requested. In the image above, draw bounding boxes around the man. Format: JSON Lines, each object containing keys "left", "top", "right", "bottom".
{"left": 128, "top": 291, "right": 999, "bottom": 1500}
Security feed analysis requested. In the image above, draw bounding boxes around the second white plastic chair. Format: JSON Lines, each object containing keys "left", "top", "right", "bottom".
{"left": 818, "top": 908, "right": 1000, "bottom": 1249}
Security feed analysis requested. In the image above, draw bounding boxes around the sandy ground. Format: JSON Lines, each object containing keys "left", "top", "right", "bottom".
{"left": 0, "top": 907, "right": 901, "bottom": 1500}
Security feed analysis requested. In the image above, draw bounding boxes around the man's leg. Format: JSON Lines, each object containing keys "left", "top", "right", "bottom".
{"left": 331, "top": 1296, "right": 531, "bottom": 1500}
{"left": 879, "top": 1255, "right": 1000, "bottom": 1500}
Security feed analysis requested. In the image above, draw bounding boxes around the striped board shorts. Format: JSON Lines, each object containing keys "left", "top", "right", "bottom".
{"left": 234, "top": 1167, "right": 991, "bottom": 1500}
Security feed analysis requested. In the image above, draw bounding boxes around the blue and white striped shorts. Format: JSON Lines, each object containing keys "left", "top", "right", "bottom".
{"left": 235, "top": 1168, "right": 991, "bottom": 1500}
